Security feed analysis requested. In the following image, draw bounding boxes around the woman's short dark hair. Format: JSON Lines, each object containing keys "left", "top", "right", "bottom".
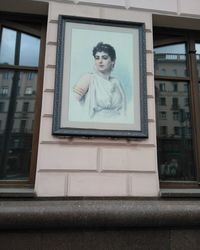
{"left": 93, "top": 42, "right": 116, "bottom": 61}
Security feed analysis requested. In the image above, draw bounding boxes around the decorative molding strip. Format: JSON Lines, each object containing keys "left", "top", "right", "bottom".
{"left": 47, "top": 41, "right": 57, "bottom": 46}
{"left": 46, "top": 65, "right": 56, "bottom": 69}
{"left": 44, "top": 89, "right": 55, "bottom": 93}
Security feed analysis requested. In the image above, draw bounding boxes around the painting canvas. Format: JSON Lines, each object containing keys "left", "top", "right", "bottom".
{"left": 53, "top": 15, "right": 148, "bottom": 138}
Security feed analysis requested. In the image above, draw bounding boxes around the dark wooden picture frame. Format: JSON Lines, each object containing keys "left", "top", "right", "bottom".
{"left": 53, "top": 15, "right": 148, "bottom": 138}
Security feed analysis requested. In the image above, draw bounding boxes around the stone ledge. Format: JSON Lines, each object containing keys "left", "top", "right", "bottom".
{"left": 160, "top": 189, "right": 200, "bottom": 198}
{"left": 0, "top": 199, "right": 200, "bottom": 229}
{"left": 0, "top": 188, "right": 35, "bottom": 198}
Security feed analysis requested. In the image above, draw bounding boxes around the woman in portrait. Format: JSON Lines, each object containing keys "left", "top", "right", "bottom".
{"left": 73, "top": 42, "right": 126, "bottom": 120}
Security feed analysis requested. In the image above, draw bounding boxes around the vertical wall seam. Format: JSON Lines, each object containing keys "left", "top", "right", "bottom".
{"left": 97, "top": 147, "right": 101, "bottom": 173}
{"left": 177, "top": 0, "right": 181, "bottom": 15}
{"left": 65, "top": 174, "right": 69, "bottom": 196}
{"left": 127, "top": 174, "right": 132, "bottom": 196}
{"left": 124, "top": 0, "right": 131, "bottom": 10}
{"left": 99, "top": 6, "right": 105, "bottom": 19}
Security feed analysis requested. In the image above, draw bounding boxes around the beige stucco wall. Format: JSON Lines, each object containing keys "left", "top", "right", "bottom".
{"left": 35, "top": 0, "right": 200, "bottom": 197}
{"left": 34, "top": 1, "right": 159, "bottom": 197}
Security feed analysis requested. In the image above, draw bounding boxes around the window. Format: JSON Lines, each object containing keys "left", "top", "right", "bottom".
{"left": 186, "top": 112, "right": 190, "bottom": 120}
{"left": 159, "top": 83, "right": 166, "bottom": 92}
{"left": 173, "top": 112, "right": 179, "bottom": 121}
{"left": 27, "top": 72, "right": 35, "bottom": 80}
{"left": 184, "top": 83, "right": 189, "bottom": 92}
{"left": 161, "top": 68, "right": 166, "bottom": 75}
{"left": 172, "top": 97, "right": 179, "bottom": 109}
{"left": 160, "top": 97, "right": 166, "bottom": 105}
{"left": 0, "top": 102, "right": 4, "bottom": 112}
{"left": 22, "top": 102, "right": 29, "bottom": 112}
{"left": 160, "top": 111, "right": 167, "bottom": 120}
{"left": 154, "top": 28, "right": 200, "bottom": 185}
{"left": 2, "top": 71, "right": 9, "bottom": 80}
{"left": 160, "top": 126, "right": 168, "bottom": 136}
{"left": 0, "top": 14, "right": 45, "bottom": 186}
{"left": 0, "top": 86, "right": 8, "bottom": 96}
{"left": 173, "top": 83, "right": 178, "bottom": 92}
{"left": 173, "top": 69, "right": 177, "bottom": 76}
{"left": 20, "top": 120, "right": 26, "bottom": 132}
{"left": 174, "top": 126, "right": 181, "bottom": 136}
{"left": 184, "top": 98, "right": 189, "bottom": 106}
{"left": 24, "top": 87, "right": 33, "bottom": 96}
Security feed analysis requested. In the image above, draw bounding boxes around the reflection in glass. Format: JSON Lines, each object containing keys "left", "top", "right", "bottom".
{"left": 0, "top": 28, "right": 17, "bottom": 65}
{"left": 19, "top": 34, "right": 40, "bottom": 67}
{"left": 199, "top": 83, "right": 200, "bottom": 110}
{"left": 195, "top": 43, "right": 200, "bottom": 79}
{"left": 154, "top": 43, "right": 187, "bottom": 77}
{"left": 0, "top": 70, "right": 37, "bottom": 180}
{"left": 155, "top": 80, "right": 195, "bottom": 181}
{"left": 0, "top": 70, "right": 14, "bottom": 133}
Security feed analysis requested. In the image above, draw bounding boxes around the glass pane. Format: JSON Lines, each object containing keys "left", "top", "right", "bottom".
{"left": 0, "top": 69, "right": 14, "bottom": 132}
{"left": 155, "top": 80, "right": 195, "bottom": 181}
{"left": 199, "top": 82, "right": 200, "bottom": 110}
{"left": 19, "top": 33, "right": 40, "bottom": 67}
{"left": 0, "top": 28, "right": 17, "bottom": 65}
{"left": 0, "top": 70, "right": 37, "bottom": 180}
{"left": 195, "top": 43, "right": 200, "bottom": 79}
{"left": 154, "top": 43, "right": 187, "bottom": 77}
{"left": 0, "top": 70, "right": 15, "bottom": 178}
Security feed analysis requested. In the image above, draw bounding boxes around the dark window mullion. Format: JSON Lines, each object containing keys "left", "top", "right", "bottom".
{"left": 0, "top": 65, "right": 38, "bottom": 71}
{"left": 155, "top": 76, "right": 190, "bottom": 82}
{"left": 14, "top": 31, "right": 21, "bottom": 65}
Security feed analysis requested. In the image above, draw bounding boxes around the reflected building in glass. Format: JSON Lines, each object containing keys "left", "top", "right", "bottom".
{"left": 0, "top": 70, "right": 37, "bottom": 179}
{"left": 0, "top": 26, "right": 40, "bottom": 180}
{"left": 154, "top": 44, "right": 195, "bottom": 181}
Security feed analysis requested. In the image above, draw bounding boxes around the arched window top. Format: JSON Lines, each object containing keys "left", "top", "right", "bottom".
{"left": 0, "top": 27, "right": 40, "bottom": 67}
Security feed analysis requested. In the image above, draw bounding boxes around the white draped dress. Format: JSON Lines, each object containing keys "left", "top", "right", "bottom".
{"left": 79, "top": 72, "right": 126, "bottom": 120}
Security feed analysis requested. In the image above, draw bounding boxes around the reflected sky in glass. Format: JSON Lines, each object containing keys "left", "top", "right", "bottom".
{"left": 154, "top": 43, "right": 186, "bottom": 54}
{"left": 0, "top": 27, "right": 40, "bottom": 66}
{"left": 19, "top": 34, "right": 40, "bottom": 67}
{"left": 196, "top": 43, "right": 200, "bottom": 54}
{"left": 195, "top": 43, "right": 200, "bottom": 78}
{"left": 0, "top": 28, "right": 16, "bottom": 65}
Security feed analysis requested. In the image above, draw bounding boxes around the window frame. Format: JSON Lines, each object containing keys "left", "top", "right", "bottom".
{"left": 154, "top": 27, "right": 200, "bottom": 188}
{"left": 0, "top": 12, "right": 46, "bottom": 188}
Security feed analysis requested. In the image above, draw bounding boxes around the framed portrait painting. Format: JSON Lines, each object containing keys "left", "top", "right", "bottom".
{"left": 52, "top": 15, "right": 148, "bottom": 138}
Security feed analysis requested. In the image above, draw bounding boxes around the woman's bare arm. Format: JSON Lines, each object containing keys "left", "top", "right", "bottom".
{"left": 73, "top": 74, "right": 91, "bottom": 101}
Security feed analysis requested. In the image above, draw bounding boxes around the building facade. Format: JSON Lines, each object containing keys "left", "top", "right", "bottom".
{"left": 1, "top": 0, "right": 200, "bottom": 249}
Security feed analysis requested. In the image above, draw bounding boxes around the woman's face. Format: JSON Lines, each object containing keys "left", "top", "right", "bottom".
{"left": 94, "top": 51, "right": 114, "bottom": 74}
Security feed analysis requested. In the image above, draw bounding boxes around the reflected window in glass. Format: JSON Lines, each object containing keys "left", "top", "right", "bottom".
{"left": 160, "top": 97, "right": 166, "bottom": 106}
{"left": 160, "top": 111, "right": 167, "bottom": 120}
{"left": 24, "top": 87, "right": 33, "bottom": 96}
{"left": 0, "top": 87, "right": 8, "bottom": 96}
{"left": 0, "top": 102, "right": 5, "bottom": 112}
